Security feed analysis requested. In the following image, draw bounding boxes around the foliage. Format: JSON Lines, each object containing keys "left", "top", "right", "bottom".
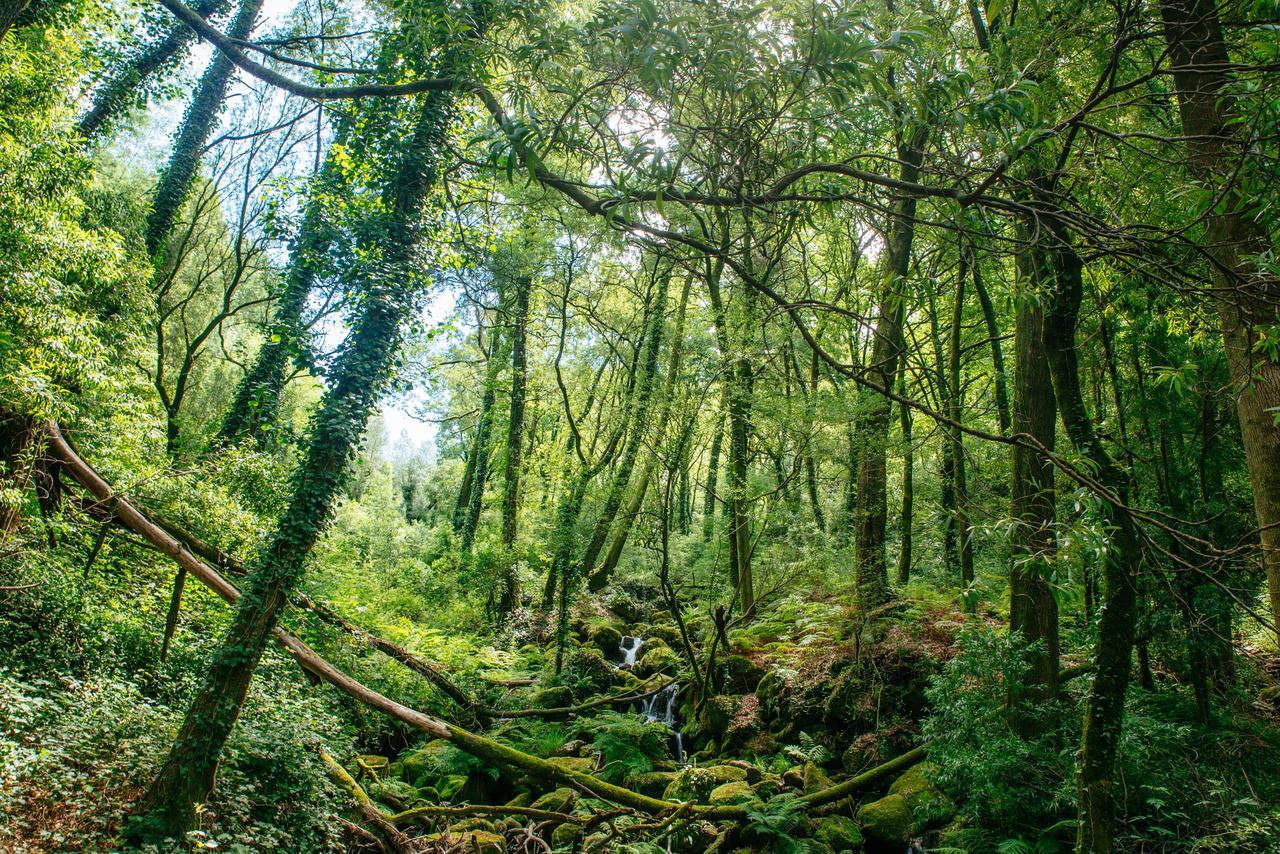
{"left": 576, "top": 710, "right": 670, "bottom": 782}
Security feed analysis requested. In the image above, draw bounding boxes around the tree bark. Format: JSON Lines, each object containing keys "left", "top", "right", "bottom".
{"left": 853, "top": 128, "right": 926, "bottom": 607}
{"left": 497, "top": 274, "right": 532, "bottom": 612}
{"left": 1160, "top": 0, "right": 1280, "bottom": 639}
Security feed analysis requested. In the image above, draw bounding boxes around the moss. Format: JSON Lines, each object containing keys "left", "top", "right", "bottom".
{"left": 396, "top": 739, "right": 451, "bottom": 787}
{"left": 887, "top": 761, "right": 955, "bottom": 827}
{"left": 427, "top": 830, "right": 505, "bottom": 853}
{"left": 722, "top": 655, "right": 766, "bottom": 694}
{"left": 803, "top": 759, "right": 833, "bottom": 794}
{"left": 636, "top": 642, "right": 678, "bottom": 677}
{"left": 625, "top": 770, "right": 678, "bottom": 798}
{"left": 529, "top": 685, "right": 575, "bottom": 709}
{"left": 546, "top": 756, "right": 595, "bottom": 775}
{"left": 857, "top": 793, "right": 912, "bottom": 848}
{"left": 645, "top": 624, "right": 683, "bottom": 647}
{"left": 662, "top": 764, "right": 749, "bottom": 802}
{"left": 552, "top": 821, "right": 581, "bottom": 848}
{"left": 815, "top": 815, "right": 863, "bottom": 852}
{"left": 530, "top": 787, "right": 576, "bottom": 814}
{"left": 756, "top": 669, "right": 789, "bottom": 721}
{"left": 589, "top": 624, "right": 623, "bottom": 658}
{"left": 697, "top": 695, "right": 736, "bottom": 735}
{"left": 708, "top": 780, "right": 755, "bottom": 805}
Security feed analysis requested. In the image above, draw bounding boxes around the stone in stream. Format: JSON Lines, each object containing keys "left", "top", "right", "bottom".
{"left": 857, "top": 793, "right": 913, "bottom": 850}
{"left": 589, "top": 623, "right": 623, "bottom": 658}
{"left": 662, "top": 764, "right": 748, "bottom": 802}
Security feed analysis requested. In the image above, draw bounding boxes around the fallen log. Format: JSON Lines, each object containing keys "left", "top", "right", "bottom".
{"left": 320, "top": 749, "right": 416, "bottom": 854}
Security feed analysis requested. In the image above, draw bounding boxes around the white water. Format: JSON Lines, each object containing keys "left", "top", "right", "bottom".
{"left": 619, "top": 635, "right": 644, "bottom": 667}
{"left": 641, "top": 682, "right": 686, "bottom": 763}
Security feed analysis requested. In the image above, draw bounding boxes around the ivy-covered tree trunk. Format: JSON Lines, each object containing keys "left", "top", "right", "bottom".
{"left": 77, "top": 0, "right": 230, "bottom": 141}
{"left": 1160, "top": 0, "right": 1280, "bottom": 639}
{"left": 971, "top": 251, "right": 1011, "bottom": 435}
{"left": 587, "top": 275, "right": 691, "bottom": 592}
{"left": 949, "top": 249, "right": 974, "bottom": 599}
{"left": 218, "top": 123, "right": 348, "bottom": 445}
{"left": 459, "top": 326, "right": 507, "bottom": 553}
{"left": 895, "top": 355, "right": 913, "bottom": 585}
{"left": 805, "top": 346, "right": 826, "bottom": 531}
{"left": 497, "top": 274, "right": 532, "bottom": 612}
{"left": 143, "top": 0, "right": 263, "bottom": 258}
{"left": 853, "top": 128, "right": 925, "bottom": 607}
{"left": 126, "top": 53, "right": 467, "bottom": 842}
{"left": 702, "top": 407, "right": 724, "bottom": 542}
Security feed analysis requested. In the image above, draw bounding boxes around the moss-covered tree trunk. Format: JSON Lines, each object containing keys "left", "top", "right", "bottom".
{"left": 143, "top": 0, "right": 264, "bottom": 258}
{"left": 126, "top": 44, "right": 469, "bottom": 840}
{"left": 702, "top": 407, "right": 724, "bottom": 542}
{"left": 459, "top": 325, "right": 507, "bottom": 553}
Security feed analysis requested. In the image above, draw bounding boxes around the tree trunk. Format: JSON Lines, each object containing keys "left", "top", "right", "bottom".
{"left": 895, "top": 356, "right": 913, "bottom": 585}
{"left": 456, "top": 327, "right": 504, "bottom": 548}
{"left": 77, "top": 0, "right": 231, "bottom": 140}
{"left": 497, "top": 274, "right": 532, "bottom": 613}
{"left": 950, "top": 249, "right": 974, "bottom": 600}
{"left": 971, "top": 249, "right": 1011, "bottom": 434}
{"left": 1008, "top": 230, "right": 1060, "bottom": 708}
{"left": 0, "top": 0, "right": 33, "bottom": 42}
{"left": 702, "top": 408, "right": 724, "bottom": 542}
{"left": 805, "top": 346, "right": 827, "bottom": 531}
{"left": 144, "top": 0, "right": 265, "bottom": 257}
{"left": 1036, "top": 210, "right": 1141, "bottom": 854}
{"left": 126, "top": 49, "right": 470, "bottom": 841}
{"left": 854, "top": 128, "right": 926, "bottom": 607}
{"left": 1160, "top": 0, "right": 1280, "bottom": 639}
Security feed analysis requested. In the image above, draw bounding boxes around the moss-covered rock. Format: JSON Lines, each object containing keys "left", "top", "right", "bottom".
{"left": 857, "top": 793, "right": 912, "bottom": 850}
{"left": 696, "top": 695, "right": 736, "bottom": 735}
{"left": 426, "top": 830, "right": 505, "bottom": 853}
{"left": 529, "top": 685, "right": 575, "bottom": 709}
{"left": 369, "top": 778, "right": 419, "bottom": 807}
{"left": 803, "top": 759, "right": 833, "bottom": 795}
{"left": 645, "top": 624, "right": 683, "bottom": 648}
{"left": 530, "top": 787, "right": 577, "bottom": 814}
{"left": 815, "top": 815, "right": 863, "bottom": 852}
{"left": 636, "top": 642, "right": 679, "bottom": 677}
{"left": 395, "top": 739, "right": 451, "bottom": 787}
{"left": 722, "top": 655, "right": 767, "bottom": 694}
{"left": 626, "top": 770, "right": 679, "bottom": 798}
{"left": 590, "top": 623, "right": 624, "bottom": 658}
{"left": 551, "top": 822, "right": 581, "bottom": 849}
{"left": 756, "top": 669, "right": 790, "bottom": 722}
{"left": 662, "top": 764, "right": 749, "bottom": 802}
{"left": 708, "top": 780, "right": 755, "bottom": 805}
{"left": 887, "top": 761, "right": 955, "bottom": 828}
{"left": 546, "top": 755, "right": 596, "bottom": 776}
{"left": 563, "top": 646, "right": 619, "bottom": 694}
{"left": 448, "top": 818, "right": 497, "bottom": 834}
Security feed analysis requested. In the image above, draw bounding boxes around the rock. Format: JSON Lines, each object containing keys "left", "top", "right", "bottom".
{"left": 590, "top": 623, "right": 624, "bottom": 658}
{"left": 626, "top": 771, "right": 679, "bottom": 798}
{"left": 719, "top": 759, "right": 762, "bottom": 783}
{"left": 696, "top": 695, "right": 736, "bottom": 735}
{"left": 803, "top": 759, "right": 833, "bottom": 795}
{"left": 427, "top": 830, "right": 505, "bottom": 853}
{"left": 722, "top": 655, "right": 767, "bottom": 694}
{"left": 436, "top": 773, "right": 470, "bottom": 801}
{"left": 756, "top": 669, "right": 790, "bottom": 722}
{"left": 369, "top": 778, "right": 419, "bottom": 807}
{"left": 505, "top": 792, "right": 534, "bottom": 808}
{"left": 448, "top": 818, "right": 496, "bottom": 834}
{"left": 708, "top": 780, "right": 755, "bottom": 805}
{"left": 645, "top": 624, "right": 683, "bottom": 647}
{"left": 857, "top": 793, "right": 913, "bottom": 850}
{"left": 359, "top": 754, "right": 390, "bottom": 772}
{"left": 815, "top": 815, "right": 863, "bottom": 852}
{"left": 750, "top": 775, "right": 783, "bottom": 800}
{"left": 636, "top": 642, "right": 679, "bottom": 678}
{"left": 662, "top": 764, "right": 749, "bottom": 802}
{"left": 781, "top": 765, "right": 806, "bottom": 790}
{"left": 547, "top": 755, "right": 596, "bottom": 776}
{"left": 530, "top": 787, "right": 577, "bottom": 814}
{"left": 551, "top": 822, "right": 581, "bottom": 848}
{"left": 553, "top": 740, "right": 586, "bottom": 758}
{"left": 1260, "top": 684, "right": 1280, "bottom": 704}
{"left": 396, "top": 739, "right": 451, "bottom": 787}
{"left": 887, "top": 762, "right": 955, "bottom": 827}
{"left": 563, "top": 647, "right": 619, "bottom": 694}
{"left": 529, "top": 685, "right": 575, "bottom": 709}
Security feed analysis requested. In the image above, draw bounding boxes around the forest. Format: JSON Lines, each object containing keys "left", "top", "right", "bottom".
{"left": 1, "top": 0, "right": 1279, "bottom": 850}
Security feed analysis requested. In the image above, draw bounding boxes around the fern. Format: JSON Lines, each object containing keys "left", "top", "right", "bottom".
{"left": 743, "top": 793, "right": 814, "bottom": 853}
{"left": 577, "top": 711, "right": 668, "bottom": 783}
{"left": 783, "top": 731, "right": 832, "bottom": 766}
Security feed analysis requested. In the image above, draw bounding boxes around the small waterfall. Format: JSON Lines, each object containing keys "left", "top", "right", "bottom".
{"left": 640, "top": 682, "right": 686, "bottom": 763}
{"left": 619, "top": 635, "right": 644, "bottom": 667}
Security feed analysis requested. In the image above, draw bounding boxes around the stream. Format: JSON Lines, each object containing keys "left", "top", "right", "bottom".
{"left": 618, "top": 636, "right": 686, "bottom": 763}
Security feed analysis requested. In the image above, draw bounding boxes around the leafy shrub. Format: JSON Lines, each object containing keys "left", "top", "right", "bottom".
{"left": 576, "top": 711, "right": 670, "bottom": 783}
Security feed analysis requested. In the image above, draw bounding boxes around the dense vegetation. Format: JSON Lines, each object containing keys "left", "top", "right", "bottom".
{"left": 1, "top": 0, "right": 1279, "bottom": 851}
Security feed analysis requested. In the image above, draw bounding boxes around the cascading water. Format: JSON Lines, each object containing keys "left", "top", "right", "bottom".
{"left": 640, "top": 682, "right": 686, "bottom": 763}
{"left": 618, "top": 635, "right": 643, "bottom": 667}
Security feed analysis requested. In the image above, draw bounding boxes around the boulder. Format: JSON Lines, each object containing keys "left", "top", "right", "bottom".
{"left": 427, "top": 830, "right": 504, "bottom": 853}
{"left": 636, "top": 642, "right": 679, "bottom": 678}
{"left": 564, "top": 646, "right": 620, "bottom": 694}
{"left": 756, "top": 669, "right": 790, "bottom": 722}
{"left": 645, "top": 624, "right": 683, "bottom": 648}
{"left": 369, "top": 778, "right": 419, "bottom": 808}
{"left": 722, "top": 655, "right": 767, "bottom": 694}
{"left": 815, "top": 815, "right": 863, "bottom": 852}
{"left": 546, "top": 755, "right": 596, "bottom": 776}
{"left": 626, "top": 771, "right": 679, "bottom": 799}
{"left": 662, "top": 764, "right": 749, "bottom": 803}
{"left": 708, "top": 780, "right": 755, "bottom": 805}
{"left": 551, "top": 822, "right": 581, "bottom": 849}
{"left": 590, "top": 623, "right": 624, "bottom": 659}
{"left": 530, "top": 787, "right": 577, "bottom": 814}
{"left": 696, "top": 695, "right": 736, "bottom": 735}
{"left": 395, "top": 739, "right": 451, "bottom": 787}
{"left": 803, "top": 759, "right": 833, "bottom": 795}
{"left": 857, "top": 793, "right": 912, "bottom": 850}
{"left": 887, "top": 762, "right": 955, "bottom": 828}
{"left": 529, "top": 685, "right": 575, "bottom": 710}
{"left": 447, "top": 818, "right": 496, "bottom": 834}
